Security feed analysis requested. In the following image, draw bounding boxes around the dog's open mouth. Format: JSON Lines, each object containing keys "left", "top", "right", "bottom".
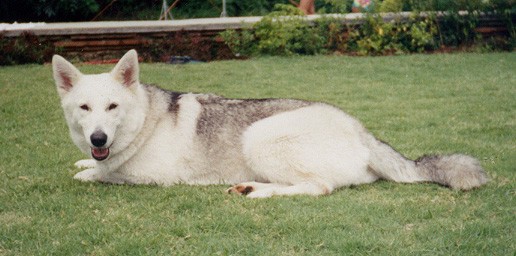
{"left": 91, "top": 147, "right": 110, "bottom": 161}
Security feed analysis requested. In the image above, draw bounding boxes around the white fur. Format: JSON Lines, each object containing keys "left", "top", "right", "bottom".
{"left": 50, "top": 51, "right": 391, "bottom": 196}
{"left": 53, "top": 50, "right": 487, "bottom": 198}
{"left": 240, "top": 105, "right": 378, "bottom": 197}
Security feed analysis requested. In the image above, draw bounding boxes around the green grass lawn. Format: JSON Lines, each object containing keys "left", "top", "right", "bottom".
{"left": 1, "top": 53, "right": 515, "bottom": 255}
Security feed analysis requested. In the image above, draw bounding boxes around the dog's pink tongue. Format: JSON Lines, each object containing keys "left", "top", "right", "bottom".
{"left": 91, "top": 148, "right": 109, "bottom": 160}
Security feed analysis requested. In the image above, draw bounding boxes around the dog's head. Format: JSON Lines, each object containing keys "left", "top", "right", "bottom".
{"left": 52, "top": 50, "right": 148, "bottom": 161}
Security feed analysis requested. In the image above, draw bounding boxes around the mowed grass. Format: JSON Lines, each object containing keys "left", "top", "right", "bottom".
{"left": 0, "top": 53, "right": 514, "bottom": 255}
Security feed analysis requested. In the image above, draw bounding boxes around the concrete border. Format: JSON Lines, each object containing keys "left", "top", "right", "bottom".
{"left": 0, "top": 12, "right": 400, "bottom": 37}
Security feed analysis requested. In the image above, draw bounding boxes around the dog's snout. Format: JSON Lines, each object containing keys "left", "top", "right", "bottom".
{"left": 90, "top": 130, "right": 108, "bottom": 147}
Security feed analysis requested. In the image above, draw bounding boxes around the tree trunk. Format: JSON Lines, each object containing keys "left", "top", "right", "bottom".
{"left": 298, "top": 0, "right": 315, "bottom": 15}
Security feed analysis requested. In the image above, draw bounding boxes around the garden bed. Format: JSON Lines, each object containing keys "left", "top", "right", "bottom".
{"left": 0, "top": 11, "right": 514, "bottom": 64}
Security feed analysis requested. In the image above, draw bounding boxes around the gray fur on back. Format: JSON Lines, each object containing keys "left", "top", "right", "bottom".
{"left": 149, "top": 84, "right": 312, "bottom": 146}
{"left": 174, "top": 91, "right": 313, "bottom": 181}
{"left": 195, "top": 95, "right": 313, "bottom": 142}
{"left": 193, "top": 95, "right": 313, "bottom": 163}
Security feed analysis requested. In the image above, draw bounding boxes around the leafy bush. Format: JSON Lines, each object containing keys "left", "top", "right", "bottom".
{"left": 220, "top": 6, "right": 515, "bottom": 57}
{"left": 379, "top": 0, "right": 404, "bottom": 12}
{"left": 317, "top": 0, "right": 351, "bottom": 13}
{"left": 436, "top": 12, "right": 480, "bottom": 47}
{"left": 406, "top": 16, "right": 439, "bottom": 51}
{"left": 254, "top": 5, "right": 325, "bottom": 55}
{"left": 313, "top": 17, "right": 347, "bottom": 52}
{"left": 404, "top": 0, "right": 485, "bottom": 12}
{"left": 346, "top": 13, "right": 438, "bottom": 55}
{"left": 218, "top": 30, "right": 256, "bottom": 57}
{"left": 220, "top": 4, "right": 325, "bottom": 56}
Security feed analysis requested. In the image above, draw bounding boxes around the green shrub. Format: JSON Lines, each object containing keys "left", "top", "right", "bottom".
{"left": 218, "top": 29, "right": 256, "bottom": 57}
{"left": 314, "top": 17, "right": 347, "bottom": 52}
{"left": 254, "top": 5, "right": 324, "bottom": 55}
{"left": 221, "top": 7, "right": 514, "bottom": 57}
{"left": 436, "top": 12, "right": 480, "bottom": 47}
{"left": 317, "top": 0, "right": 350, "bottom": 13}
{"left": 379, "top": 0, "right": 404, "bottom": 12}
{"left": 173, "top": 0, "right": 285, "bottom": 19}
{"left": 405, "top": 0, "right": 485, "bottom": 12}
{"left": 406, "top": 16, "right": 439, "bottom": 51}
{"left": 220, "top": 4, "right": 325, "bottom": 56}
{"left": 347, "top": 13, "right": 438, "bottom": 55}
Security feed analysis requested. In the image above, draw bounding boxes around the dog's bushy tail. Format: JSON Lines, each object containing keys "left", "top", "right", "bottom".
{"left": 413, "top": 154, "right": 489, "bottom": 190}
{"left": 364, "top": 134, "right": 489, "bottom": 190}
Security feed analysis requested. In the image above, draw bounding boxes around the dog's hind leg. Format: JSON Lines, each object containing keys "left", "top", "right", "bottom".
{"left": 240, "top": 105, "right": 373, "bottom": 198}
{"left": 227, "top": 181, "right": 331, "bottom": 198}
{"left": 227, "top": 182, "right": 284, "bottom": 195}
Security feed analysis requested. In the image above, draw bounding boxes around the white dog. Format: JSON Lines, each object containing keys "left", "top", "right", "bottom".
{"left": 52, "top": 50, "right": 488, "bottom": 198}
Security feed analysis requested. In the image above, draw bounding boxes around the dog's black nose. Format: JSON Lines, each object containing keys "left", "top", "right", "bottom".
{"left": 90, "top": 130, "right": 108, "bottom": 147}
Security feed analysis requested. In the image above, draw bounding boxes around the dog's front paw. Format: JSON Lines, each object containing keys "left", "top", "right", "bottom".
{"left": 74, "top": 159, "right": 96, "bottom": 169}
{"left": 73, "top": 168, "right": 100, "bottom": 182}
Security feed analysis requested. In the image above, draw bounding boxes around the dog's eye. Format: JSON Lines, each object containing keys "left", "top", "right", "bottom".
{"left": 108, "top": 103, "right": 118, "bottom": 111}
{"left": 80, "top": 104, "right": 90, "bottom": 111}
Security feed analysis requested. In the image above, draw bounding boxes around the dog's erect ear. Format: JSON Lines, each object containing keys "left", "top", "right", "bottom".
{"left": 111, "top": 49, "right": 139, "bottom": 88}
{"left": 52, "top": 55, "right": 82, "bottom": 96}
